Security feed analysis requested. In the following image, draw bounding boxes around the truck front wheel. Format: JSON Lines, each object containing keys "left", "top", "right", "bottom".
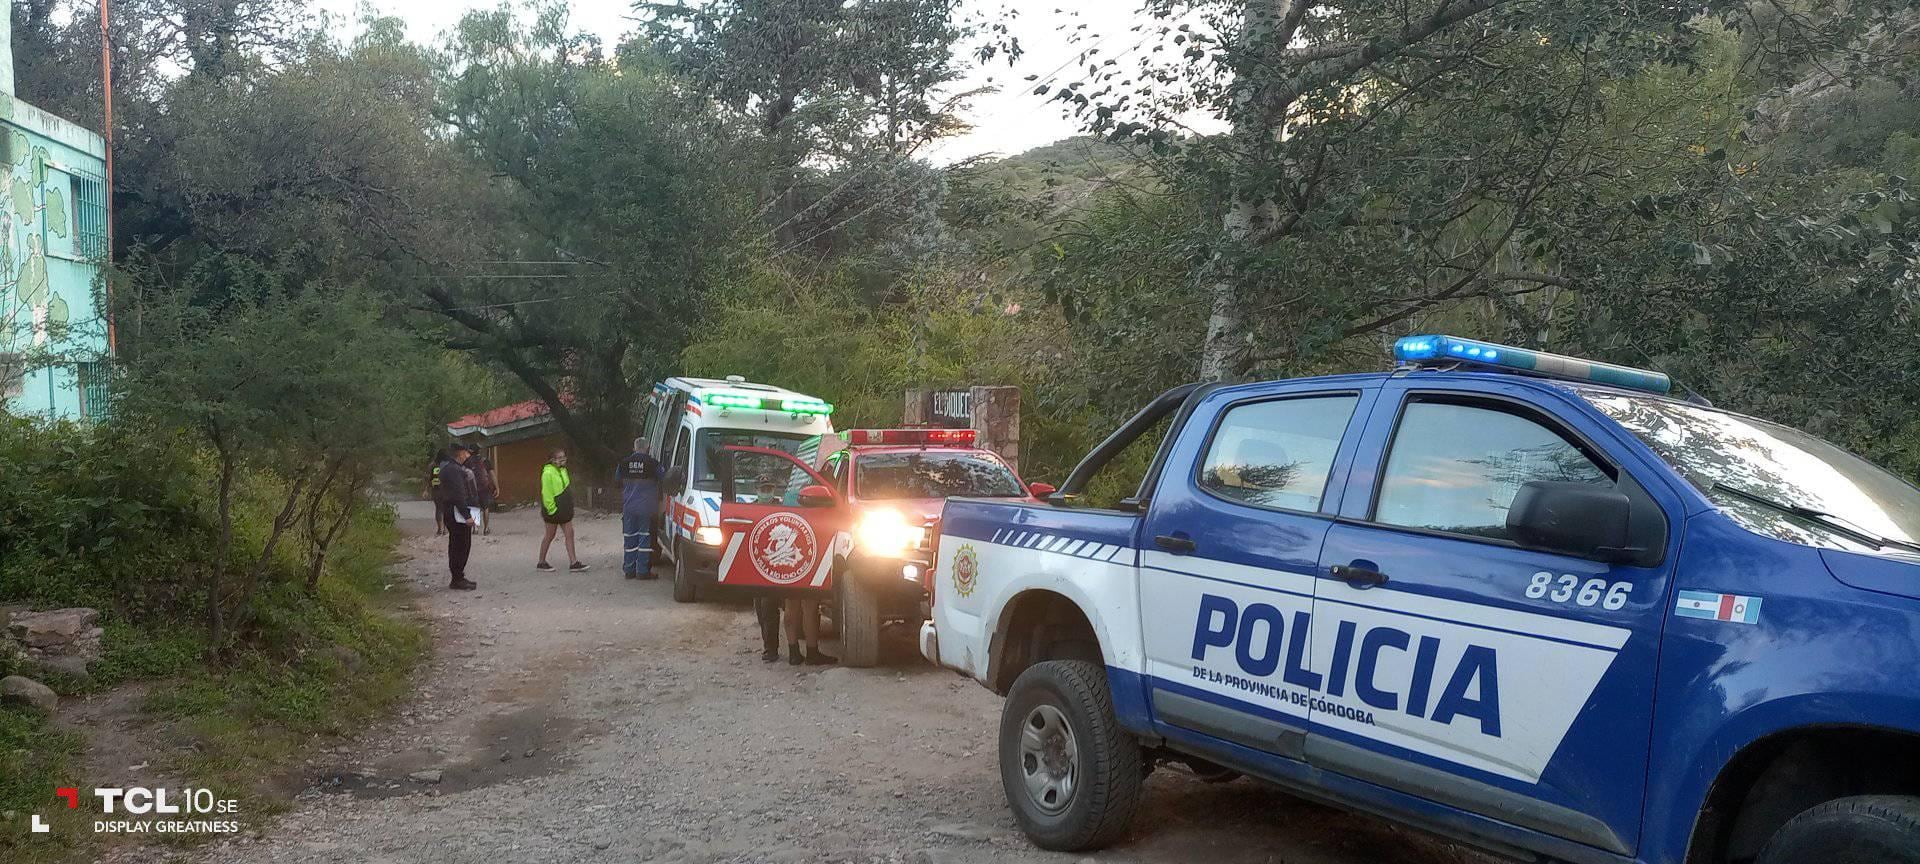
{"left": 1758, "top": 796, "right": 1920, "bottom": 864}
{"left": 838, "top": 563, "right": 881, "bottom": 667}
{"left": 999, "top": 660, "right": 1143, "bottom": 851}
{"left": 672, "top": 540, "right": 699, "bottom": 603}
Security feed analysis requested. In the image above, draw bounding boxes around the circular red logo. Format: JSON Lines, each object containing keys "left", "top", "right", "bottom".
{"left": 748, "top": 512, "right": 818, "bottom": 585}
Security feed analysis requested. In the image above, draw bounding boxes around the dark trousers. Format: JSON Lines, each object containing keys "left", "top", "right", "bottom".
{"left": 755, "top": 596, "right": 785, "bottom": 652}
{"left": 622, "top": 509, "right": 654, "bottom": 574}
{"left": 443, "top": 502, "right": 472, "bottom": 583}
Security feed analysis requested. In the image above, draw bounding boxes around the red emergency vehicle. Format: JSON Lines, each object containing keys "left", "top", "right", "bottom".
{"left": 711, "top": 429, "right": 1052, "bottom": 666}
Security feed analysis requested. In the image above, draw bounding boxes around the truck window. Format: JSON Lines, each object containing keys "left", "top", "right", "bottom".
{"left": 1197, "top": 395, "right": 1357, "bottom": 513}
{"left": 1375, "top": 400, "right": 1609, "bottom": 540}
{"left": 728, "top": 449, "right": 815, "bottom": 505}
{"left": 672, "top": 427, "right": 691, "bottom": 473}
{"left": 693, "top": 430, "right": 809, "bottom": 492}
{"left": 855, "top": 452, "right": 1023, "bottom": 499}
{"left": 825, "top": 452, "right": 850, "bottom": 490}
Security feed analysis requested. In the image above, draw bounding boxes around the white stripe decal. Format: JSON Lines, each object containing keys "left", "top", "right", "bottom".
{"left": 1062, "top": 539, "right": 1087, "bottom": 556}
{"left": 1325, "top": 580, "right": 1630, "bottom": 650}
{"left": 1141, "top": 549, "right": 1319, "bottom": 598}
{"left": 809, "top": 535, "right": 842, "bottom": 587}
{"left": 715, "top": 533, "right": 745, "bottom": 583}
{"left": 992, "top": 529, "right": 1006, "bottom": 544}
{"left": 1026, "top": 533, "right": 1047, "bottom": 548}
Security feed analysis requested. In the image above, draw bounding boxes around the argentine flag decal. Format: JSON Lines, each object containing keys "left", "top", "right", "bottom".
{"left": 1675, "top": 590, "right": 1763, "bottom": 624}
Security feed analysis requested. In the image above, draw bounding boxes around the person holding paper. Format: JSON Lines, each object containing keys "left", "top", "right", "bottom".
{"left": 440, "top": 443, "right": 479, "bottom": 591}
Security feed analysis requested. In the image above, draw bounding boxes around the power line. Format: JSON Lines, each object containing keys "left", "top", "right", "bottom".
{"left": 733, "top": 23, "right": 1129, "bottom": 259}
{"left": 441, "top": 290, "right": 628, "bottom": 313}
{"left": 760, "top": 31, "right": 1159, "bottom": 263}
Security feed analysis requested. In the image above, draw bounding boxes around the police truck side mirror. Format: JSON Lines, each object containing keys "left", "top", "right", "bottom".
{"left": 1507, "top": 481, "right": 1636, "bottom": 563}
{"left": 798, "top": 484, "right": 834, "bottom": 507}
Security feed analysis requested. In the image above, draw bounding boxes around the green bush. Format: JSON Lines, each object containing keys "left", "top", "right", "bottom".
{"left": 0, "top": 418, "right": 213, "bottom": 619}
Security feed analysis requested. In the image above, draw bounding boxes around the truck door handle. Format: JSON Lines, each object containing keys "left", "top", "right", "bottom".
{"left": 1154, "top": 534, "right": 1197, "bottom": 553}
{"left": 1330, "top": 564, "right": 1388, "bottom": 587}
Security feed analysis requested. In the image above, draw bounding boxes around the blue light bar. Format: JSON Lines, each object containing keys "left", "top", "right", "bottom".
{"left": 1392, "top": 335, "right": 1672, "bottom": 394}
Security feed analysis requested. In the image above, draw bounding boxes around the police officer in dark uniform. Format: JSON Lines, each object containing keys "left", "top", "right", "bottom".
{"left": 616, "top": 438, "right": 663, "bottom": 579}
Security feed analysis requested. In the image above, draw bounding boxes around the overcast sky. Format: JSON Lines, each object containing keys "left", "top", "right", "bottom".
{"left": 314, "top": 0, "right": 1200, "bottom": 164}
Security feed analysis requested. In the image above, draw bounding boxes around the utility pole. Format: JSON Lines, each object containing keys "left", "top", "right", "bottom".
{"left": 99, "top": 0, "right": 116, "bottom": 356}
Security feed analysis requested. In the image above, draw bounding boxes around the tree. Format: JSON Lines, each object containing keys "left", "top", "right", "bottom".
{"left": 1034, "top": 2, "right": 1915, "bottom": 381}
{"left": 115, "top": 265, "right": 430, "bottom": 655}
{"left": 428, "top": 4, "right": 763, "bottom": 471}
{"left": 635, "top": 0, "right": 973, "bottom": 246}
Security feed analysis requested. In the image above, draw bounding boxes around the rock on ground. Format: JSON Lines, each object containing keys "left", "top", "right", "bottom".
{"left": 1, "top": 674, "right": 58, "bottom": 714}
{"left": 6, "top": 606, "right": 104, "bottom": 679}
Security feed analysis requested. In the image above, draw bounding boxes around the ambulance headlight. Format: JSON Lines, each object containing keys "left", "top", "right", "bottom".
{"left": 695, "top": 526, "right": 724, "bottom": 546}
{"left": 856, "top": 509, "right": 918, "bottom": 558}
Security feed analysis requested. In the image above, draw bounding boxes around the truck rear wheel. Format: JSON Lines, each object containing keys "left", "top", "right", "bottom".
{"left": 1758, "top": 795, "right": 1920, "bottom": 864}
{"left": 672, "top": 541, "right": 699, "bottom": 604}
{"left": 999, "top": 660, "right": 1142, "bottom": 851}
{"left": 838, "top": 564, "right": 881, "bottom": 667}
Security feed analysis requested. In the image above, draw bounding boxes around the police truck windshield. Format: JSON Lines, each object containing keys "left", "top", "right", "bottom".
{"left": 1583, "top": 390, "right": 1920, "bottom": 549}
{"left": 692, "top": 430, "right": 809, "bottom": 492}
{"left": 856, "top": 452, "right": 1023, "bottom": 500}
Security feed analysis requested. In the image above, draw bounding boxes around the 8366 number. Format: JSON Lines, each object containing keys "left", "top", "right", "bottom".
{"left": 1526, "top": 571, "right": 1632, "bottom": 610}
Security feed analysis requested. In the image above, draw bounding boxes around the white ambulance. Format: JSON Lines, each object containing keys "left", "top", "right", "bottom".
{"left": 641, "top": 376, "right": 836, "bottom": 602}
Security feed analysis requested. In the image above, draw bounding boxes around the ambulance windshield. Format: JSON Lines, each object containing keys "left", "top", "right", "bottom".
{"left": 692, "top": 430, "right": 810, "bottom": 492}
{"left": 1584, "top": 390, "right": 1920, "bottom": 550}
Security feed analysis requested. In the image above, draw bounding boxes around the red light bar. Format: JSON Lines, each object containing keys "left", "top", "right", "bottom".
{"left": 846, "top": 428, "right": 978, "bottom": 446}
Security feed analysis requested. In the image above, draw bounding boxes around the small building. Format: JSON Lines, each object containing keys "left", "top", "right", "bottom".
{"left": 446, "top": 399, "right": 566, "bottom": 506}
{"left": 0, "top": 14, "right": 111, "bottom": 419}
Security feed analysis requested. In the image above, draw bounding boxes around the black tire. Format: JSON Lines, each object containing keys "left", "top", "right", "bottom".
{"left": 1757, "top": 795, "right": 1920, "bottom": 864}
{"left": 999, "top": 659, "right": 1143, "bottom": 851}
{"left": 672, "top": 541, "right": 699, "bottom": 603}
{"left": 839, "top": 564, "right": 881, "bottom": 668}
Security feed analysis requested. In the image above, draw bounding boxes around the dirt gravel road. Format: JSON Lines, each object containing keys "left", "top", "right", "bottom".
{"left": 181, "top": 503, "right": 1489, "bottom": 864}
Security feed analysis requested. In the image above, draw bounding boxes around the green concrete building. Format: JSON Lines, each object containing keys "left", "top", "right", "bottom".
{"left": 0, "top": 16, "right": 110, "bottom": 420}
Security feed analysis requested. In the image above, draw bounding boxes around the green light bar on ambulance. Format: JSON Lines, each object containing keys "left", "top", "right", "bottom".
{"left": 1393, "top": 334, "right": 1672, "bottom": 395}
{"left": 781, "top": 397, "right": 834, "bottom": 415}
{"left": 702, "top": 392, "right": 835, "bottom": 415}
{"left": 706, "top": 393, "right": 762, "bottom": 410}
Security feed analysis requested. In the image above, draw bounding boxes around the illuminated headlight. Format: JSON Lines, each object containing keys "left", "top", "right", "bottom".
{"left": 855, "top": 509, "right": 921, "bottom": 558}
{"left": 695, "top": 526, "right": 724, "bottom": 546}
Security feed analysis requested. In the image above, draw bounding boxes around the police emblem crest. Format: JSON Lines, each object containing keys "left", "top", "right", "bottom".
{"left": 952, "top": 543, "right": 979, "bottom": 597}
{"left": 748, "top": 512, "right": 818, "bottom": 585}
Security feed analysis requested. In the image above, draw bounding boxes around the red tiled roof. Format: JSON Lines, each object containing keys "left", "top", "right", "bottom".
{"left": 447, "top": 399, "right": 551, "bottom": 434}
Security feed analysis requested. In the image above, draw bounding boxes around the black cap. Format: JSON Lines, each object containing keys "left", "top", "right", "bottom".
{"left": 451, "top": 442, "right": 475, "bottom": 453}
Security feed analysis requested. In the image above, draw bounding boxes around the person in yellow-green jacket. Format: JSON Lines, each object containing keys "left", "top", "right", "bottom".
{"left": 536, "top": 448, "right": 588, "bottom": 572}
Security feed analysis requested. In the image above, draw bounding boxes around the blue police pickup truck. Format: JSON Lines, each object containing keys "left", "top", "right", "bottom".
{"left": 918, "top": 336, "right": 1920, "bottom": 864}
